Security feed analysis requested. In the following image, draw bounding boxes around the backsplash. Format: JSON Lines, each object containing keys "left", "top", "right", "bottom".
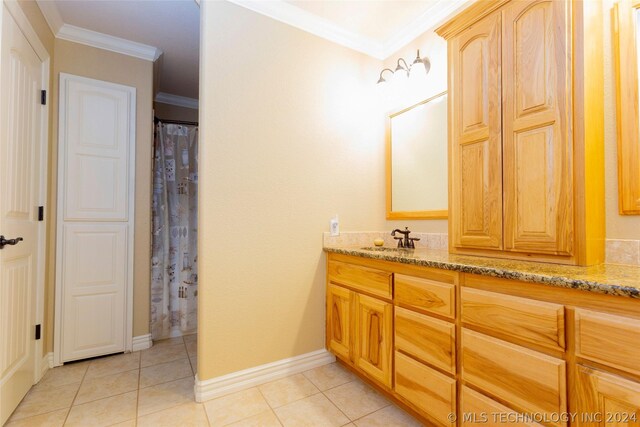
{"left": 324, "top": 233, "right": 640, "bottom": 266}
{"left": 323, "top": 231, "right": 448, "bottom": 250}
{"left": 605, "top": 239, "right": 640, "bottom": 266}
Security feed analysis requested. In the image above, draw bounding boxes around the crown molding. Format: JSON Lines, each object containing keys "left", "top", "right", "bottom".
{"left": 226, "top": 0, "right": 384, "bottom": 59}
{"left": 36, "top": 0, "right": 64, "bottom": 35}
{"left": 155, "top": 92, "right": 199, "bottom": 109}
{"left": 57, "top": 24, "right": 162, "bottom": 62}
{"left": 380, "top": 0, "right": 473, "bottom": 57}
{"left": 226, "top": 0, "right": 473, "bottom": 60}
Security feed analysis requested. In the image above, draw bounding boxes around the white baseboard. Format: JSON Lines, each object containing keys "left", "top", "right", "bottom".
{"left": 132, "top": 334, "right": 153, "bottom": 351}
{"left": 40, "top": 352, "right": 53, "bottom": 378}
{"left": 194, "top": 349, "right": 335, "bottom": 402}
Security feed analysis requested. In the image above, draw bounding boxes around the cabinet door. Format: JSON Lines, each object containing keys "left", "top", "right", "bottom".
{"left": 327, "top": 284, "right": 352, "bottom": 362}
{"left": 354, "top": 293, "right": 393, "bottom": 387}
{"left": 575, "top": 366, "right": 640, "bottom": 426}
{"left": 450, "top": 12, "right": 503, "bottom": 250}
{"left": 502, "top": 0, "right": 573, "bottom": 255}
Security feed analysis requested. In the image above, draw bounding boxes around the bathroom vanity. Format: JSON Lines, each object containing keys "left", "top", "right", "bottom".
{"left": 324, "top": 246, "right": 640, "bottom": 427}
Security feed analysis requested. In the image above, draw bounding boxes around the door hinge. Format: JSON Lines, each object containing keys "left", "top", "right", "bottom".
{"left": 38, "top": 206, "right": 44, "bottom": 221}
{"left": 41, "top": 90, "right": 46, "bottom": 105}
{"left": 35, "top": 324, "right": 41, "bottom": 340}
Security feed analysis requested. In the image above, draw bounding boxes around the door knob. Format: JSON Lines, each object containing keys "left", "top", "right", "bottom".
{"left": 0, "top": 235, "right": 23, "bottom": 249}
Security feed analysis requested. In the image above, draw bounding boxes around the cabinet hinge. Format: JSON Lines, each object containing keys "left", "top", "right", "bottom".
{"left": 38, "top": 206, "right": 44, "bottom": 221}
{"left": 35, "top": 324, "right": 41, "bottom": 340}
{"left": 41, "top": 90, "right": 46, "bottom": 105}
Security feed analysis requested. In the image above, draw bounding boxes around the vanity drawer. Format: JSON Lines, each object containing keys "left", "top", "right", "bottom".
{"left": 395, "top": 306, "right": 456, "bottom": 374}
{"left": 575, "top": 309, "right": 640, "bottom": 376}
{"left": 461, "top": 329, "right": 567, "bottom": 426}
{"left": 461, "top": 287, "right": 565, "bottom": 351}
{"left": 328, "top": 260, "right": 392, "bottom": 299}
{"left": 395, "top": 351, "right": 456, "bottom": 427}
{"left": 460, "top": 387, "right": 544, "bottom": 427}
{"left": 395, "top": 274, "right": 455, "bottom": 319}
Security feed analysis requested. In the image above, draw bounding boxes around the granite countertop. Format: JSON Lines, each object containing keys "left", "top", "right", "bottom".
{"left": 324, "top": 246, "right": 640, "bottom": 299}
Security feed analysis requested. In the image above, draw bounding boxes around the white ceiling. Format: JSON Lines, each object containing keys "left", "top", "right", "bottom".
{"left": 286, "top": 0, "right": 445, "bottom": 45}
{"left": 37, "top": 0, "right": 469, "bottom": 103}
{"left": 40, "top": 0, "right": 201, "bottom": 100}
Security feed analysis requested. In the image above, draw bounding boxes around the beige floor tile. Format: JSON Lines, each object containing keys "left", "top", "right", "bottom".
{"left": 274, "top": 393, "right": 349, "bottom": 427}
{"left": 75, "top": 369, "right": 139, "bottom": 405}
{"left": 153, "top": 337, "right": 185, "bottom": 347}
{"left": 353, "top": 405, "right": 422, "bottom": 427}
{"left": 9, "top": 383, "right": 78, "bottom": 421}
{"left": 65, "top": 391, "right": 137, "bottom": 427}
{"left": 34, "top": 362, "right": 89, "bottom": 390}
{"left": 189, "top": 356, "right": 197, "bottom": 374}
{"left": 258, "top": 374, "right": 319, "bottom": 408}
{"left": 110, "top": 421, "right": 136, "bottom": 427}
{"left": 185, "top": 339, "right": 197, "bottom": 357}
{"left": 140, "top": 358, "right": 193, "bottom": 388}
{"left": 183, "top": 333, "right": 197, "bottom": 343}
{"left": 227, "top": 410, "right": 282, "bottom": 427}
{"left": 137, "top": 401, "right": 208, "bottom": 427}
{"left": 137, "top": 376, "right": 194, "bottom": 416}
{"left": 5, "top": 408, "right": 68, "bottom": 427}
{"left": 324, "top": 380, "right": 390, "bottom": 420}
{"left": 203, "top": 387, "right": 270, "bottom": 426}
{"left": 141, "top": 342, "right": 188, "bottom": 368}
{"left": 303, "top": 363, "right": 356, "bottom": 391}
{"left": 85, "top": 352, "right": 141, "bottom": 379}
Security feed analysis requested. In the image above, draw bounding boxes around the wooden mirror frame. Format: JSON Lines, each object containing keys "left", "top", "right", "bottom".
{"left": 385, "top": 91, "right": 448, "bottom": 220}
{"left": 614, "top": 0, "right": 640, "bottom": 214}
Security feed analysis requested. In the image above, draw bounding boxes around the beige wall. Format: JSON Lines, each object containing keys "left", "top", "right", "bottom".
{"left": 154, "top": 102, "right": 199, "bottom": 123}
{"left": 16, "top": 0, "right": 53, "bottom": 53}
{"left": 198, "top": 1, "right": 386, "bottom": 380}
{"left": 45, "top": 39, "right": 154, "bottom": 351}
{"left": 604, "top": 0, "right": 640, "bottom": 240}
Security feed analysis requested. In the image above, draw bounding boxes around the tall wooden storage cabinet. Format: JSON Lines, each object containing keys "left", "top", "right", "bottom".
{"left": 437, "top": 0, "right": 605, "bottom": 266}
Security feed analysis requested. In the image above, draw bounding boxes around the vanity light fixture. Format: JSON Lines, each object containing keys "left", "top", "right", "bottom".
{"left": 376, "top": 49, "right": 431, "bottom": 84}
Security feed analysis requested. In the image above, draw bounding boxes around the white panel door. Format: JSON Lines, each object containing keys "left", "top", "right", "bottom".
{"left": 0, "top": 4, "right": 44, "bottom": 424}
{"left": 56, "top": 74, "right": 135, "bottom": 363}
{"left": 63, "top": 80, "right": 130, "bottom": 221}
{"left": 61, "top": 224, "right": 127, "bottom": 360}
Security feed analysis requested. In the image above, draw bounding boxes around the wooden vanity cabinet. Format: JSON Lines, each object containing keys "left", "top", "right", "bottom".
{"left": 326, "top": 253, "right": 640, "bottom": 426}
{"left": 326, "top": 284, "right": 352, "bottom": 361}
{"left": 461, "top": 274, "right": 640, "bottom": 427}
{"left": 437, "top": 0, "right": 605, "bottom": 265}
{"left": 354, "top": 293, "right": 393, "bottom": 386}
{"left": 326, "top": 255, "right": 393, "bottom": 388}
{"left": 574, "top": 367, "right": 640, "bottom": 427}
{"left": 573, "top": 309, "right": 640, "bottom": 426}
{"left": 393, "top": 271, "right": 458, "bottom": 427}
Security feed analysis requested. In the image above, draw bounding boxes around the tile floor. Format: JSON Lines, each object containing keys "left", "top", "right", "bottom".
{"left": 6, "top": 335, "right": 423, "bottom": 426}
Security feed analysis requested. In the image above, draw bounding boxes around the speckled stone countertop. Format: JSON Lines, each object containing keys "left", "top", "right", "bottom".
{"left": 324, "top": 246, "right": 640, "bottom": 299}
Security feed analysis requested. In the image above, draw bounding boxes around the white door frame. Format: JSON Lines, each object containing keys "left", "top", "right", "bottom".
{"left": 1, "top": 0, "right": 51, "bottom": 382}
{"left": 53, "top": 73, "right": 135, "bottom": 366}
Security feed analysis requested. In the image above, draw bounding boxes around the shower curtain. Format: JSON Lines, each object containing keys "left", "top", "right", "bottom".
{"left": 150, "top": 121, "right": 198, "bottom": 339}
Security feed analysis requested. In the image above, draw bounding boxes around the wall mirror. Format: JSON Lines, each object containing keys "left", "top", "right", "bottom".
{"left": 386, "top": 91, "right": 448, "bottom": 219}
{"left": 614, "top": 0, "right": 640, "bottom": 214}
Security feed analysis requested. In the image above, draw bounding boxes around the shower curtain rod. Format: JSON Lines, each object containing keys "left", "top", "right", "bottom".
{"left": 154, "top": 116, "right": 199, "bottom": 126}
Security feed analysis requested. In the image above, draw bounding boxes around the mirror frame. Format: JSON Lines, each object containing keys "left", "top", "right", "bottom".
{"left": 386, "top": 91, "right": 448, "bottom": 220}
{"left": 614, "top": 0, "right": 640, "bottom": 214}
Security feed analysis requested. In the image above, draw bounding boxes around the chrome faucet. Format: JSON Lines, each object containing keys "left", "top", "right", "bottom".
{"left": 391, "top": 227, "right": 420, "bottom": 249}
